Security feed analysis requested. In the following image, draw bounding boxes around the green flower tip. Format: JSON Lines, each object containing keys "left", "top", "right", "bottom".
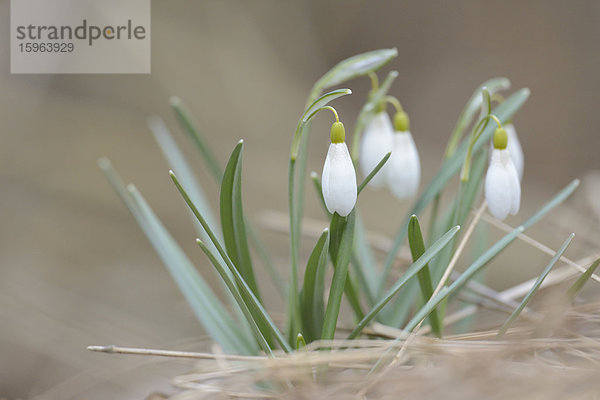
{"left": 394, "top": 110, "right": 410, "bottom": 132}
{"left": 493, "top": 127, "right": 508, "bottom": 150}
{"left": 330, "top": 121, "right": 346, "bottom": 143}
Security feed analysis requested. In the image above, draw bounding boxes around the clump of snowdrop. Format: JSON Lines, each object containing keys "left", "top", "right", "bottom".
{"left": 359, "top": 110, "right": 394, "bottom": 188}
{"left": 485, "top": 126, "right": 521, "bottom": 220}
{"left": 322, "top": 117, "right": 357, "bottom": 217}
{"left": 386, "top": 107, "right": 421, "bottom": 199}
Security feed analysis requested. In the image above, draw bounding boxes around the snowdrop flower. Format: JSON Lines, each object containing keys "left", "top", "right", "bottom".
{"left": 386, "top": 110, "right": 421, "bottom": 199}
{"left": 485, "top": 127, "right": 521, "bottom": 220}
{"left": 489, "top": 122, "right": 524, "bottom": 181}
{"left": 359, "top": 111, "right": 394, "bottom": 188}
{"left": 322, "top": 121, "right": 357, "bottom": 217}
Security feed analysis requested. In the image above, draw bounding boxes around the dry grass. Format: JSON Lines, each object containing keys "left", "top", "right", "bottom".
{"left": 150, "top": 299, "right": 600, "bottom": 399}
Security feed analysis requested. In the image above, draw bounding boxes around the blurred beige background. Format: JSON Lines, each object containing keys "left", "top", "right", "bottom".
{"left": 1, "top": 1, "right": 600, "bottom": 398}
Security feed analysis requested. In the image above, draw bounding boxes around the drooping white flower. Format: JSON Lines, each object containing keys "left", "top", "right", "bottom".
{"left": 322, "top": 121, "right": 357, "bottom": 217}
{"left": 386, "top": 111, "right": 421, "bottom": 199}
{"left": 485, "top": 127, "right": 521, "bottom": 220}
{"left": 359, "top": 111, "right": 394, "bottom": 188}
{"left": 489, "top": 122, "right": 523, "bottom": 181}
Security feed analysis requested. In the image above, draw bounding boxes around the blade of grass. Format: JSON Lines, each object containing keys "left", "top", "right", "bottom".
{"left": 196, "top": 239, "right": 272, "bottom": 354}
{"left": 357, "top": 152, "right": 391, "bottom": 194}
{"left": 377, "top": 88, "right": 530, "bottom": 293}
{"left": 497, "top": 233, "right": 574, "bottom": 337}
{"left": 171, "top": 171, "right": 292, "bottom": 352}
{"left": 99, "top": 159, "right": 255, "bottom": 354}
{"left": 321, "top": 210, "right": 356, "bottom": 341}
{"left": 220, "top": 141, "right": 261, "bottom": 301}
{"left": 403, "top": 178, "right": 581, "bottom": 333}
{"left": 566, "top": 258, "right": 600, "bottom": 301}
{"left": 163, "top": 107, "right": 286, "bottom": 301}
{"left": 311, "top": 48, "right": 397, "bottom": 99}
{"left": 148, "top": 116, "right": 255, "bottom": 341}
{"left": 169, "top": 96, "right": 223, "bottom": 182}
{"left": 408, "top": 215, "right": 442, "bottom": 337}
{"left": 347, "top": 225, "right": 460, "bottom": 339}
{"left": 328, "top": 212, "right": 364, "bottom": 319}
{"left": 300, "top": 229, "right": 330, "bottom": 342}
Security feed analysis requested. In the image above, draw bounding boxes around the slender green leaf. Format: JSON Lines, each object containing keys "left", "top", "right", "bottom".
{"left": 169, "top": 96, "right": 223, "bottom": 182}
{"left": 497, "top": 233, "right": 574, "bottom": 337}
{"left": 347, "top": 225, "right": 460, "bottom": 339}
{"left": 322, "top": 211, "right": 356, "bottom": 341}
{"left": 352, "top": 213, "right": 379, "bottom": 308}
{"left": 98, "top": 159, "right": 255, "bottom": 355}
{"left": 196, "top": 239, "right": 272, "bottom": 355}
{"left": 403, "top": 178, "right": 580, "bottom": 333}
{"left": 328, "top": 212, "right": 364, "bottom": 319}
{"left": 220, "top": 141, "right": 261, "bottom": 300}
{"left": 566, "top": 258, "right": 600, "bottom": 301}
{"left": 351, "top": 71, "right": 399, "bottom": 162}
{"left": 312, "top": 48, "right": 398, "bottom": 95}
{"left": 148, "top": 116, "right": 255, "bottom": 340}
{"left": 357, "top": 152, "right": 391, "bottom": 195}
{"left": 300, "top": 229, "right": 330, "bottom": 342}
{"left": 408, "top": 215, "right": 442, "bottom": 337}
{"left": 170, "top": 171, "right": 292, "bottom": 353}
{"left": 310, "top": 171, "right": 330, "bottom": 216}
{"left": 377, "top": 88, "right": 530, "bottom": 293}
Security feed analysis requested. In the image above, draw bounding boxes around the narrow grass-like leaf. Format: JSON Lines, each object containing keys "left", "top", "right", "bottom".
{"left": 322, "top": 211, "right": 356, "bottom": 341}
{"left": 357, "top": 152, "right": 391, "bottom": 195}
{"left": 408, "top": 215, "right": 442, "bottom": 337}
{"left": 353, "top": 213, "right": 378, "bottom": 308}
{"left": 403, "top": 178, "right": 580, "bottom": 333}
{"left": 351, "top": 71, "right": 399, "bottom": 162}
{"left": 196, "top": 239, "right": 272, "bottom": 355}
{"left": 98, "top": 159, "right": 255, "bottom": 355}
{"left": 148, "top": 116, "right": 255, "bottom": 340}
{"left": 384, "top": 150, "right": 487, "bottom": 328}
{"left": 171, "top": 171, "right": 292, "bottom": 353}
{"left": 312, "top": 48, "right": 397, "bottom": 96}
{"left": 220, "top": 141, "right": 261, "bottom": 300}
{"left": 377, "top": 88, "right": 530, "bottom": 293}
{"left": 566, "top": 258, "right": 600, "bottom": 301}
{"left": 300, "top": 229, "right": 330, "bottom": 342}
{"left": 328, "top": 212, "right": 364, "bottom": 319}
{"left": 497, "top": 233, "right": 574, "bottom": 337}
{"left": 310, "top": 171, "right": 330, "bottom": 217}
{"left": 169, "top": 96, "right": 222, "bottom": 182}
{"left": 347, "top": 225, "right": 460, "bottom": 339}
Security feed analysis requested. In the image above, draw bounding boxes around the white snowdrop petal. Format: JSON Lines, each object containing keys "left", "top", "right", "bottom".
{"left": 386, "top": 132, "right": 420, "bottom": 199}
{"left": 505, "top": 124, "right": 524, "bottom": 181}
{"left": 359, "top": 112, "right": 394, "bottom": 188}
{"left": 506, "top": 158, "right": 521, "bottom": 215}
{"left": 322, "top": 143, "right": 357, "bottom": 217}
{"left": 485, "top": 159, "right": 512, "bottom": 220}
{"left": 485, "top": 149, "right": 521, "bottom": 220}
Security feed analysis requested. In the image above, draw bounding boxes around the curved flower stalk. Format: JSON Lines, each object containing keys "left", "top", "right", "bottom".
{"left": 322, "top": 120, "right": 357, "bottom": 217}
{"left": 359, "top": 111, "right": 394, "bottom": 188}
{"left": 485, "top": 127, "right": 521, "bottom": 220}
{"left": 386, "top": 109, "right": 421, "bottom": 199}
